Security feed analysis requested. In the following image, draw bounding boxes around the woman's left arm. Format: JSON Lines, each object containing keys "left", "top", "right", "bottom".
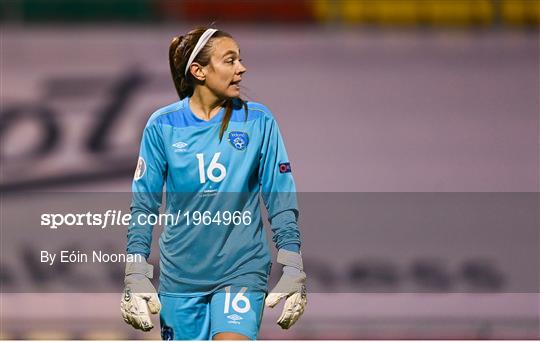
{"left": 259, "top": 113, "right": 307, "bottom": 329}
{"left": 259, "top": 114, "right": 302, "bottom": 252}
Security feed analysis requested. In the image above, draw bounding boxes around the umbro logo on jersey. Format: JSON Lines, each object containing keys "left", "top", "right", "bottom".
{"left": 172, "top": 141, "right": 188, "bottom": 152}
{"left": 227, "top": 314, "right": 243, "bottom": 324}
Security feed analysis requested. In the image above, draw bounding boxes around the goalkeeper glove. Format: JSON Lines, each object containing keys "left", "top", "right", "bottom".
{"left": 120, "top": 255, "right": 161, "bottom": 331}
{"left": 265, "top": 249, "right": 307, "bottom": 329}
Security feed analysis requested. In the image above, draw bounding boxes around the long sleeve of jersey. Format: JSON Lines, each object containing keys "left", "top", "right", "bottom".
{"left": 258, "top": 115, "right": 302, "bottom": 251}
{"left": 126, "top": 120, "right": 167, "bottom": 259}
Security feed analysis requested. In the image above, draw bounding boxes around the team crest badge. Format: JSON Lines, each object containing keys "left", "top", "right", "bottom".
{"left": 228, "top": 131, "right": 249, "bottom": 151}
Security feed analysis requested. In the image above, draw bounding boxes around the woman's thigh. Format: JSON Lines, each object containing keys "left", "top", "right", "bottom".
{"left": 159, "top": 294, "right": 211, "bottom": 340}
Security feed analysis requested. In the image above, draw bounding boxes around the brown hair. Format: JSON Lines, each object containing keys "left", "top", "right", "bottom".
{"left": 169, "top": 27, "right": 247, "bottom": 141}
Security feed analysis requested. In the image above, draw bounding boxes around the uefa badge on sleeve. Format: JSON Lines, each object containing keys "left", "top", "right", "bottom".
{"left": 134, "top": 157, "right": 146, "bottom": 180}
{"left": 228, "top": 131, "right": 249, "bottom": 151}
{"left": 279, "top": 162, "right": 291, "bottom": 173}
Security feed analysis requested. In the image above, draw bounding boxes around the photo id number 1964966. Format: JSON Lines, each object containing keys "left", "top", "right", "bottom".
{"left": 183, "top": 210, "right": 252, "bottom": 226}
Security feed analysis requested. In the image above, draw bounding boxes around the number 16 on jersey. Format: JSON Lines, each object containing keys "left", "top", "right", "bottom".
{"left": 196, "top": 152, "right": 227, "bottom": 184}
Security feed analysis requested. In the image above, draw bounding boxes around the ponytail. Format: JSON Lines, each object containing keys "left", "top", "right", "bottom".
{"left": 169, "top": 36, "right": 183, "bottom": 99}
{"left": 219, "top": 100, "right": 233, "bottom": 141}
{"left": 218, "top": 100, "right": 250, "bottom": 142}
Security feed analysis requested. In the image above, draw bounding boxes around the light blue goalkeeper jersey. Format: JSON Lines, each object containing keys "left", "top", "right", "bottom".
{"left": 127, "top": 96, "right": 301, "bottom": 295}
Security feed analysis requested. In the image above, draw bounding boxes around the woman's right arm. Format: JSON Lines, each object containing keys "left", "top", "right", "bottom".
{"left": 127, "top": 120, "right": 168, "bottom": 259}
{"left": 122, "top": 119, "right": 167, "bottom": 332}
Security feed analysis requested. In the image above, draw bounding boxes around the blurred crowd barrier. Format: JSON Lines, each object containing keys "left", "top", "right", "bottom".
{"left": 1, "top": 0, "right": 539, "bottom": 27}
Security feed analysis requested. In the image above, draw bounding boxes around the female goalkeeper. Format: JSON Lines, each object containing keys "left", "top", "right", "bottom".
{"left": 120, "top": 27, "right": 307, "bottom": 340}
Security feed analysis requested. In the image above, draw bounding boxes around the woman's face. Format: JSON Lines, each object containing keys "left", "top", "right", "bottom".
{"left": 203, "top": 37, "right": 246, "bottom": 99}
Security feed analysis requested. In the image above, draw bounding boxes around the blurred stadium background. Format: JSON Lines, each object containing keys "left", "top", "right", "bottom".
{"left": 1, "top": 0, "right": 539, "bottom": 340}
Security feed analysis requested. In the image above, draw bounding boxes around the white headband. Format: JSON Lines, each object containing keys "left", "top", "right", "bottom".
{"left": 184, "top": 28, "right": 218, "bottom": 76}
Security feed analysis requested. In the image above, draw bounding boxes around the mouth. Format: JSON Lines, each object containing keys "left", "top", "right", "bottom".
{"left": 230, "top": 79, "right": 241, "bottom": 88}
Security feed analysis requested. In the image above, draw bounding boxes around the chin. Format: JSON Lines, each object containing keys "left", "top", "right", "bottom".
{"left": 226, "top": 91, "right": 241, "bottom": 99}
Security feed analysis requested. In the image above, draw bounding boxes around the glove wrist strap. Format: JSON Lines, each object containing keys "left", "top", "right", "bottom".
{"left": 277, "top": 249, "right": 303, "bottom": 271}
{"left": 125, "top": 254, "right": 153, "bottom": 279}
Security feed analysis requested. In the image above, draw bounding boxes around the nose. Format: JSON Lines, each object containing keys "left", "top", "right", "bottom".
{"left": 238, "top": 60, "right": 247, "bottom": 74}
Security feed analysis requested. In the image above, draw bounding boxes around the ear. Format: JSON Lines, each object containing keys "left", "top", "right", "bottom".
{"left": 189, "top": 63, "right": 206, "bottom": 81}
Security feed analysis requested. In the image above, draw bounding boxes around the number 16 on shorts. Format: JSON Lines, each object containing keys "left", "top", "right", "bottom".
{"left": 224, "top": 286, "right": 251, "bottom": 314}
{"left": 211, "top": 286, "right": 265, "bottom": 337}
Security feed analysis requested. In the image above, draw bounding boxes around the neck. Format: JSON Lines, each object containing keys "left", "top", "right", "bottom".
{"left": 189, "top": 87, "right": 226, "bottom": 121}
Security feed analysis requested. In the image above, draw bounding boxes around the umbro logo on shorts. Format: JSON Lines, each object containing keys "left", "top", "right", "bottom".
{"left": 227, "top": 314, "right": 243, "bottom": 324}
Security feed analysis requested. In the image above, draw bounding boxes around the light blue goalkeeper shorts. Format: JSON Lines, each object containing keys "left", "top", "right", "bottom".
{"left": 159, "top": 287, "right": 266, "bottom": 340}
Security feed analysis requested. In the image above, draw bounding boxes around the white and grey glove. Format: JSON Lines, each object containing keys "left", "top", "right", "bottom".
{"left": 120, "top": 255, "right": 161, "bottom": 331}
{"left": 265, "top": 249, "right": 307, "bottom": 329}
